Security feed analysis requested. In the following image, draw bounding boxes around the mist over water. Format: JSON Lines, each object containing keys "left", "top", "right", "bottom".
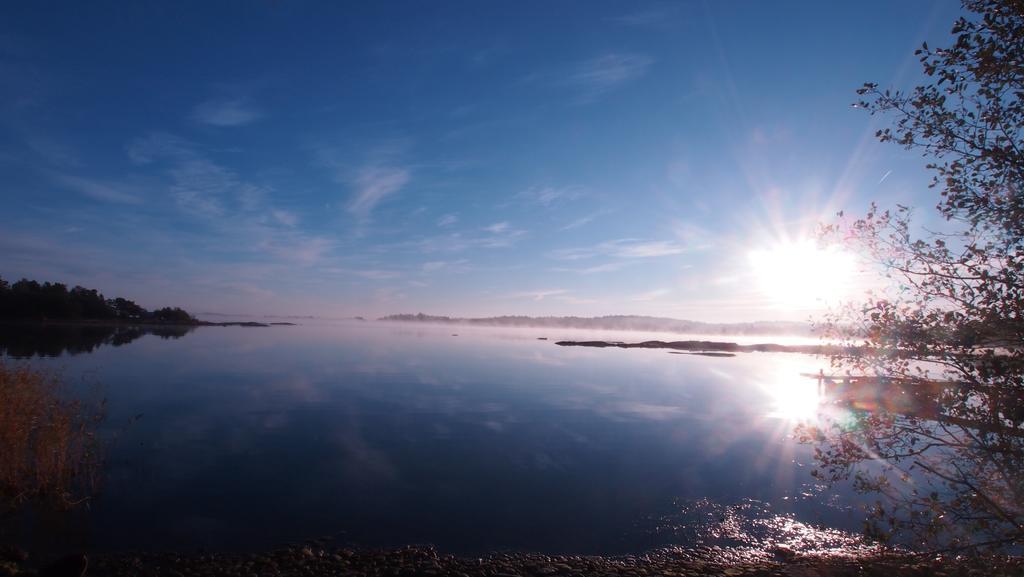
{"left": 2, "top": 321, "right": 867, "bottom": 556}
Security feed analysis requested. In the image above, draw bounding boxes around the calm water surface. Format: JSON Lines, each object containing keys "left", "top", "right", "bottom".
{"left": 3, "top": 321, "right": 866, "bottom": 555}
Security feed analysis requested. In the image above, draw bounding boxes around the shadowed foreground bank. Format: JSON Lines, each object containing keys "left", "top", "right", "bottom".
{"left": 5, "top": 544, "right": 1021, "bottom": 577}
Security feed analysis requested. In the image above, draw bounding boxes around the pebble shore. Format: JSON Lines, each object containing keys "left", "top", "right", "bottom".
{"left": 3, "top": 544, "right": 1021, "bottom": 577}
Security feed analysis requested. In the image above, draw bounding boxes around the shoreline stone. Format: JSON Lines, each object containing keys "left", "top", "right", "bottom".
{"left": 5, "top": 544, "right": 1018, "bottom": 577}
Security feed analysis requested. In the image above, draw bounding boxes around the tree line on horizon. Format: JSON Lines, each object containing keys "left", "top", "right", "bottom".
{"left": 0, "top": 276, "right": 195, "bottom": 323}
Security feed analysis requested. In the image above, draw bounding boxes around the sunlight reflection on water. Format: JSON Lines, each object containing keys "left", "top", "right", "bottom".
{"left": 648, "top": 498, "right": 881, "bottom": 561}
{"left": 2, "top": 321, "right": 873, "bottom": 556}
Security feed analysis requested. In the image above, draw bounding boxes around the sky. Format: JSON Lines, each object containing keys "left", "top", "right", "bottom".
{"left": 0, "top": 1, "right": 966, "bottom": 322}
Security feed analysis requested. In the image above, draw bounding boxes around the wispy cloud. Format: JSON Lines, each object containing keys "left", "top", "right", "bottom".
{"left": 560, "top": 210, "right": 605, "bottom": 231}
{"left": 505, "top": 288, "right": 568, "bottom": 301}
{"left": 517, "top": 185, "right": 587, "bottom": 207}
{"left": 373, "top": 286, "right": 407, "bottom": 304}
{"left": 478, "top": 223, "right": 527, "bottom": 248}
{"left": 126, "top": 132, "right": 194, "bottom": 164}
{"left": 319, "top": 265, "right": 403, "bottom": 281}
{"left": 55, "top": 174, "right": 142, "bottom": 204}
{"left": 568, "top": 54, "right": 652, "bottom": 102}
{"left": 167, "top": 158, "right": 238, "bottom": 216}
{"left": 499, "top": 288, "right": 600, "bottom": 306}
{"left": 630, "top": 288, "right": 671, "bottom": 302}
{"left": 354, "top": 269, "right": 402, "bottom": 280}
{"left": 551, "top": 261, "right": 632, "bottom": 275}
{"left": 260, "top": 236, "right": 333, "bottom": 266}
{"left": 271, "top": 209, "right": 298, "bottom": 227}
{"left": 671, "top": 219, "right": 715, "bottom": 251}
{"left": 436, "top": 214, "right": 458, "bottom": 227}
{"left": 549, "top": 238, "right": 687, "bottom": 261}
{"left": 28, "top": 135, "right": 81, "bottom": 167}
{"left": 125, "top": 132, "right": 291, "bottom": 223}
{"left": 421, "top": 259, "right": 470, "bottom": 274}
{"left": 192, "top": 98, "right": 262, "bottom": 127}
{"left": 402, "top": 222, "right": 528, "bottom": 254}
{"left": 607, "top": 5, "right": 680, "bottom": 28}
{"left": 613, "top": 240, "right": 687, "bottom": 258}
{"left": 348, "top": 166, "right": 410, "bottom": 217}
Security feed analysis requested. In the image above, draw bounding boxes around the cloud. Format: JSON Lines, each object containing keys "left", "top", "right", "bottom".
{"left": 549, "top": 238, "right": 688, "bottom": 261}
{"left": 613, "top": 240, "right": 687, "bottom": 258}
{"left": 607, "top": 5, "right": 680, "bottom": 27}
{"left": 551, "top": 261, "right": 632, "bottom": 275}
{"left": 354, "top": 269, "right": 401, "bottom": 280}
{"left": 260, "top": 236, "right": 333, "bottom": 266}
{"left": 421, "top": 259, "right": 470, "bottom": 274}
{"left": 436, "top": 214, "right": 458, "bottom": 227}
{"left": 126, "top": 132, "right": 193, "bottom": 164}
{"left": 505, "top": 289, "right": 568, "bottom": 301}
{"left": 631, "top": 288, "right": 671, "bottom": 302}
{"left": 55, "top": 174, "right": 142, "bottom": 204}
{"left": 671, "top": 220, "right": 715, "bottom": 251}
{"left": 167, "top": 157, "right": 236, "bottom": 217}
{"left": 0, "top": 230, "right": 115, "bottom": 280}
{"left": 568, "top": 54, "right": 652, "bottom": 102}
{"left": 271, "top": 209, "right": 298, "bottom": 227}
{"left": 373, "top": 286, "right": 407, "bottom": 304}
{"left": 124, "top": 131, "right": 288, "bottom": 221}
{"left": 237, "top": 183, "right": 267, "bottom": 211}
{"left": 192, "top": 99, "right": 262, "bottom": 127}
{"left": 517, "top": 185, "right": 587, "bottom": 207}
{"left": 28, "top": 136, "right": 81, "bottom": 167}
{"left": 320, "top": 266, "right": 402, "bottom": 280}
{"left": 348, "top": 166, "right": 410, "bottom": 217}
{"left": 478, "top": 223, "right": 527, "bottom": 248}
{"left": 401, "top": 225, "right": 528, "bottom": 254}
{"left": 560, "top": 211, "right": 605, "bottom": 231}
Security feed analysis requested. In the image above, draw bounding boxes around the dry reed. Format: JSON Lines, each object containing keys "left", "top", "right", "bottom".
{"left": 0, "top": 362, "right": 104, "bottom": 513}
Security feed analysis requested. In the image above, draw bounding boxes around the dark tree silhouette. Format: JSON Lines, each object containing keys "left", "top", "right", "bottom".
{"left": 152, "top": 307, "right": 194, "bottom": 324}
{"left": 109, "top": 297, "right": 146, "bottom": 320}
{"left": 807, "top": 0, "right": 1024, "bottom": 552}
{"left": 0, "top": 276, "right": 195, "bottom": 324}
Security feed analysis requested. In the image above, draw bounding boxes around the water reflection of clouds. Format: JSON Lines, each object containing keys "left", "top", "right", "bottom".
{"left": 49, "top": 322, "right": 857, "bottom": 553}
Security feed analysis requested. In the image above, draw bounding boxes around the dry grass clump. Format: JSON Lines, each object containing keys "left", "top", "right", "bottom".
{"left": 0, "top": 362, "right": 104, "bottom": 513}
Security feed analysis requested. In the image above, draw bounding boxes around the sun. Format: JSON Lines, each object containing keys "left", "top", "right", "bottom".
{"left": 748, "top": 239, "right": 856, "bottom": 309}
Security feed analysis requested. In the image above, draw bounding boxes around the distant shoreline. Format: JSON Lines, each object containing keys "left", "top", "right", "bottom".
{"left": 0, "top": 319, "right": 295, "bottom": 329}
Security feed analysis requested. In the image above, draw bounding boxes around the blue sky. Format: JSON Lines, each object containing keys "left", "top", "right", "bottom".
{"left": 0, "top": 1, "right": 964, "bottom": 321}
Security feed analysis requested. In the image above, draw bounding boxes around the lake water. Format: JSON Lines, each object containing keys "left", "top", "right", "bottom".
{"left": 1, "top": 321, "right": 869, "bottom": 556}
